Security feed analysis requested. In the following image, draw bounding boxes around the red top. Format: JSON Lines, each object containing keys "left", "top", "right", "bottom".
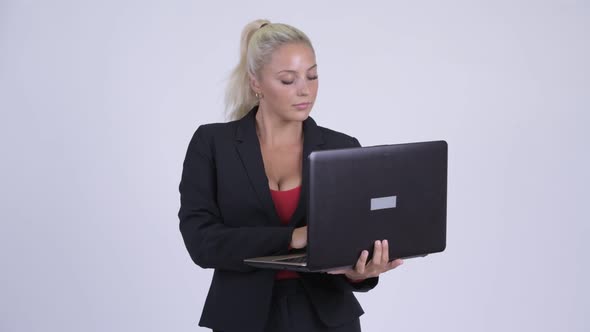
{"left": 269, "top": 185, "right": 365, "bottom": 283}
{"left": 270, "top": 185, "right": 302, "bottom": 280}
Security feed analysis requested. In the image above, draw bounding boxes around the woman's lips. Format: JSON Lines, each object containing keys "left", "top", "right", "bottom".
{"left": 293, "top": 102, "right": 311, "bottom": 110}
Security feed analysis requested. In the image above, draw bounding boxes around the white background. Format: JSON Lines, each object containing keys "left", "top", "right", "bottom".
{"left": 1, "top": 0, "right": 588, "bottom": 331}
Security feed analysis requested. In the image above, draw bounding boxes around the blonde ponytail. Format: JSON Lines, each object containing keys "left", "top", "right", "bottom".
{"left": 224, "top": 19, "right": 315, "bottom": 121}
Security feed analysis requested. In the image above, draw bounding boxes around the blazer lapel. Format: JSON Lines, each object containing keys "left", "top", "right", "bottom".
{"left": 234, "top": 105, "right": 325, "bottom": 227}
{"left": 235, "top": 106, "right": 280, "bottom": 225}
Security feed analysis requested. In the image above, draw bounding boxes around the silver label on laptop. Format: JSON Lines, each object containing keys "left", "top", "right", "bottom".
{"left": 370, "top": 195, "right": 397, "bottom": 211}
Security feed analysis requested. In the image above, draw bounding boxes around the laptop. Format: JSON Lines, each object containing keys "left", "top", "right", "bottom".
{"left": 243, "top": 140, "right": 448, "bottom": 272}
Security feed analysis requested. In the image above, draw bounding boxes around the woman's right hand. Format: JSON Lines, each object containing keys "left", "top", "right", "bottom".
{"left": 290, "top": 226, "right": 307, "bottom": 249}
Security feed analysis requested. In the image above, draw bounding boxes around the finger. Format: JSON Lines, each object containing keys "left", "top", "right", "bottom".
{"left": 372, "top": 240, "right": 382, "bottom": 265}
{"left": 327, "top": 268, "right": 349, "bottom": 275}
{"left": 388, "top": 259, "right": 404, "bottom": 270}
{"left": 355, "top": 250, "right": 368, "bottom": 274}
{"left": 382, "top": 239, "right": 389, "bottom": 264}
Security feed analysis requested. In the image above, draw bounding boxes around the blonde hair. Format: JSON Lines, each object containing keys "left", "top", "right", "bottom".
{"left": 224, "top": 19, "right": 315, "bottom": 121}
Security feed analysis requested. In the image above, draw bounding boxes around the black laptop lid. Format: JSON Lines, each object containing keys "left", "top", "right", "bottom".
{"left": 305, "top": 140, "right": 448, "bottom": 270}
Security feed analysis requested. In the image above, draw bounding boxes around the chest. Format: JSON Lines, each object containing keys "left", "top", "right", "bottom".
{"left": 260, "top": 144, "right": 303, "bottom": 191}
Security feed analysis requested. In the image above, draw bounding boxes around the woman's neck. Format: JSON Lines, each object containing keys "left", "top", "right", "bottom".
{"left": 255, "top": 106, "right": 303, "bottom": 147}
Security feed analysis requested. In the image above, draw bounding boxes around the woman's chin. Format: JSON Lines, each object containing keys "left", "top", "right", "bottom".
{"left": 291, "top": 108, "right": 312, "bottom": 121}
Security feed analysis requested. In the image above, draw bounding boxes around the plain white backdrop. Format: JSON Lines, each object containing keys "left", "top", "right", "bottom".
{"left": 1, "top": 0, "right": 588, "bottom": 331}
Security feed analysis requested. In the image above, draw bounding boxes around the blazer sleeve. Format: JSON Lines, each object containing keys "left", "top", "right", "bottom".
{"left": 341, "top": 274, "right": 379, "bottom": 292}
{"left": 178, "top": 125, "right": 294, "bottom": 272}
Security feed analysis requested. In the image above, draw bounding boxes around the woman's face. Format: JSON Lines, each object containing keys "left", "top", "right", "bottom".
{"left": 251, "top": 43, "right": 318, "bottom": 122}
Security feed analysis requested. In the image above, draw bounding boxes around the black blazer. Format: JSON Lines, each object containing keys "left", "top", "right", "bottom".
{"left": 178, "top": 105, "right": 379, "bottom": 332}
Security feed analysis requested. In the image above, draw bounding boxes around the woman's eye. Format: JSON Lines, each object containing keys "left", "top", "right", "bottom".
{"left": 281, "top": 76, "right": 318, "bottom": 85}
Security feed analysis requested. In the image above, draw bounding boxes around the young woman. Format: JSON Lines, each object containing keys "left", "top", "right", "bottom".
{"left": 178, "top": 19, "right": 403, "bottom": 332}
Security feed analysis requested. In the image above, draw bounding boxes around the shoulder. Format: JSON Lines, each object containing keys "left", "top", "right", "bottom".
{"left": 187, "top": 119, "right": 241, "bottom": 148}
{"left": 192, "top": 120, "right": 238, "bottom": 139}
{"left": 183, "top": 120, "right": 240, "bottom": 158}
{"left": 316, "top": 124, "right": 362, "bottom": 148}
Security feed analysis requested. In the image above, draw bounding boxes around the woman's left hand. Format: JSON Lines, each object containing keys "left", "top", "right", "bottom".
{"left": 327, "top": 239, "right": 403, "bottom": 280}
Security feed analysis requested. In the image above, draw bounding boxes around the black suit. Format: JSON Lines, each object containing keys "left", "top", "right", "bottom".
{"left": 178, "top": 106, "right": 379, "bottom": 332}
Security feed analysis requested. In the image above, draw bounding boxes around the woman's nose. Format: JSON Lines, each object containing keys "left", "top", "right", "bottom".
{"left": 297, "top": 80, "right": 310, "bottom": 96}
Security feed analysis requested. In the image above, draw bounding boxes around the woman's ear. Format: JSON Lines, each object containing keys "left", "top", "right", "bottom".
{"left": 249, "top": 72, "right": 261, "bottom": 94}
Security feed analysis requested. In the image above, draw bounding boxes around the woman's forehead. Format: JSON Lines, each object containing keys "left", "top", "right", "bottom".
{"left": 266, "top": 43, "right": 316, "bottom": 73}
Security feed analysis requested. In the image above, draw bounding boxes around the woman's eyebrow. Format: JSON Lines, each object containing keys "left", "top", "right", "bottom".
{"left": 276, "top": 64, "right": 318, "bottom": 74}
